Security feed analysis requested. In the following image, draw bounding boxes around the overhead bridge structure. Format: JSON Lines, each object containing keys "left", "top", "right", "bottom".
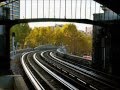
{"left": 0, "top": 0, "right": 120, "bottom": 76}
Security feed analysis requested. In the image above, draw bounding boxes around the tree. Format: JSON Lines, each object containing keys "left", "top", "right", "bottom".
{"left": 10, "top": 23, "right": 31, "bottom": 49}
{"left": 53, "top": 26, "right": 63, "bottom": 46}
{"left": 61, "top": 24, "right": 78, "bottom": 54}
{"left": 23, "top": 23, "right": 92, "bottom": 56}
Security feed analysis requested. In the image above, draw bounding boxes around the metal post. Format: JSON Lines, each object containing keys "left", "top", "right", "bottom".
{"left": 59, "top": 0, "right": 61, "bottom": 18}
{"left": 90, "top": 0, "right": 91, "bottom": 19}
{"left": 31, "top": 0, "right": 32, "bottom": 18}
{"left": 85, "top": 0, "right": 87, "bottom": 19}
{"left": 80, "top": 0, "right": 82, "bottom": 19}
{"left": 48, "top": 0, "right": 50, "bottom": 18}
{"left": 12, "top": 32, "right": 16, "bottom": 55}
{"left": 25, "top": 0, "right": 26, "bottom": 18}
{"left": 65, "top": 0, "right": 66, "bottom": 19}
{"left": 71, "top": 0, "right": 72, "bottom": 19}
{"left": 54, "top": 0, "right": 55, "bottom": 18}
{"left": 37, "top": 0, "right": 38, "bottom": 18}
{"left": 43, "top": 0, "right": 44, "bottom": 18}
{"left": 103, "top": 47, "right": 106, "bottom": 69}
{"left": 75, "top": 0, "right": 77, "bottom": 19}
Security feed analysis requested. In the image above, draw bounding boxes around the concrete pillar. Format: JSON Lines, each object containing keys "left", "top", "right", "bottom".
{"left": 92, "top": 23, "right": 120, "bottom": 76}
{"left": 109, "top": 24, "right": 120, "bottom": 76}
{"left": 92, "top": 26, "right": 104, "bottom": 70}
{"left": 0, "top": 24, "right": 12, "bottom": 74}
{"left": 92, "top": 25, "right": 111, "bottom": 73}
{"left": 0, "top": 7, "right": 11, "bottom": 74}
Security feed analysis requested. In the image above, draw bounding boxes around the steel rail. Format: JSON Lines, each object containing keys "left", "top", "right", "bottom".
{"left": 33, "top": 53, "right": 79, "bottom": 90}
{"left": 54, "top": 50, "right": 120, "bottom": 81}
{"left": 49, "top": 52, "right": 117, "bottom": 89}
{"left": 27, "top": 53, "right": 57, "bottom": 90}
{"left": 56, "top": 49, "right": 120, "bottom": 80}
{"left": 36, "top": 51, "right": 88, "bottom": 89}
{"left": 21, "top": 51, "right": 45, "bottom": 90}
{"left": 40, "top": 51, "right": 100, "bottom": 89}
{"left": 41, "top": 51, "right": 100, "bottom": 88}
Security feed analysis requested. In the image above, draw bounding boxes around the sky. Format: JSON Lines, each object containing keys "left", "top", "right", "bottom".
{"left": 28, "top": 22, "right": 92, "bottom": 31}
{"left": 20, "top": 0, "right": 103, "bottom": 31}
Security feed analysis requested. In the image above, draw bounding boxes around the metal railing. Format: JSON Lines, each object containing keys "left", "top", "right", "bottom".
{"left": 0, "top": 0, "right": 119, "bottom": 21}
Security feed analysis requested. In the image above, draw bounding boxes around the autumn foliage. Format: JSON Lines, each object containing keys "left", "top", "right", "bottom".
{"left": 10, "top": 23, "right": 92, "bottom": 56}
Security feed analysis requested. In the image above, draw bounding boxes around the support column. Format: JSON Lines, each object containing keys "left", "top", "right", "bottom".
{"left": 92, "top": 26, "right": 104, "bottom": 70}
{"left": 92, "top": 23, "right": 120, "bottom": 76}
{"left": 0, "top": 24, "right": 12, "bottom": 74}
{"left": 109, "top": 24, "right": 120, "bottom": 76}
{"left": 0, "top": 6, "right": 11, "bottom": 74}
{"left": 92, "top": 25, "right": 111, "bottom": 73}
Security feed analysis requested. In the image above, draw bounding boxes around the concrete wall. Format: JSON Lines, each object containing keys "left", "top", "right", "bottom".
{"left": 0, "top": 75, "right": 28, "bottom": 90}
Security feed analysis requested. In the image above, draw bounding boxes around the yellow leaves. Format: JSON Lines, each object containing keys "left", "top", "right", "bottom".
{"left": 10, "top": 23, "right": 31, "bottom": 49}
{"left": 13, "top": 23, "right": 92, "bottom": 56}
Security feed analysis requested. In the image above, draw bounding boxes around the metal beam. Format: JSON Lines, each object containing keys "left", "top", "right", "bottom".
{"left": 94, "top": 0, "right": 120, "bottom": 14}
{"left": 0, "top": 18, "right": 106, "bottom": 27}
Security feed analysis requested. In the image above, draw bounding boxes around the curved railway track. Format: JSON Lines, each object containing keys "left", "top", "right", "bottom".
{"left": 41, "top": 50, "right": 120, "bottom": 90}
{"left": 21, "top": 51, "right": 80, "bottom": 90}
{"left": 21, "top": 51, "right": 45, "bottom": 90}
{"left": 54, "top": 51, "right": 120, "bottom": 81}
{"left": 51, "top": 51, "right": 120, "bottom": 84}
{"left": 21, "top": 50, "right": 120, "bottom": 90}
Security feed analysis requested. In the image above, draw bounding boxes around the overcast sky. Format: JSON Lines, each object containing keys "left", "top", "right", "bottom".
{"left": 20, "top": 0, "right": 103, "bottom": 31}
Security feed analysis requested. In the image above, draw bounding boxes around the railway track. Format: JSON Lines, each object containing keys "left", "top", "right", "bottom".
{"left": 52, "top": 51, "right": 120, "bottom": 84}
{"left": 21, "top": 50, "right": 120, "bottom": 90}
{"left": 21, "top": 51, "right": 45, "bottom": 90}
{"left": 36, "top": 52, "right": 88, "bottom": 89}
{"left": 40, "top": 50, "right": 120, "bottom": 90}
{"left": 21, "top": 51, "right": 79, "bottom": 90}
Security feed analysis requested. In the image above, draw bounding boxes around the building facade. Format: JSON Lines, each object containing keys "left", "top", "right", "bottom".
{"left": 4, "top": 0, "right": 20, "bottom": 20}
